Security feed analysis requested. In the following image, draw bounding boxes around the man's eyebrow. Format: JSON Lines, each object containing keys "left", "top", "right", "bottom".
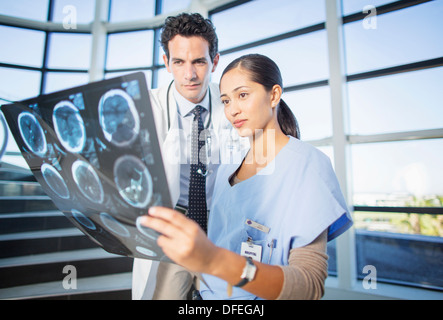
{"left": 192, "top": 57, "right": 208, "bottom": 63}
{"left": 170, "top": 57, "right": 207, "bottom": 62}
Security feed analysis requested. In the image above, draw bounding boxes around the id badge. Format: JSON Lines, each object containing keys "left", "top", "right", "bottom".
{"left": 240, "top": 240, "right": 262, "bottom": 262}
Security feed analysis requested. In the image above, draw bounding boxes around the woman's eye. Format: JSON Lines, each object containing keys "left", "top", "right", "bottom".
{"left": 222, "top": 99, "right": 230, "bottom": 105}
{"left": 239, "top": 93, "right": 248, "bottom": 98}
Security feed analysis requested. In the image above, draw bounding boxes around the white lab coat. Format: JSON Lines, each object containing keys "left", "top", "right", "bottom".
{"left": 132, "top": 82, "right": 245, "bottom": 300}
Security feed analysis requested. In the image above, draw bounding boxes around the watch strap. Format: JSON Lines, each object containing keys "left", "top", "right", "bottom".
{"left": 234, "top": 256, "right": 256, "bottom": 287}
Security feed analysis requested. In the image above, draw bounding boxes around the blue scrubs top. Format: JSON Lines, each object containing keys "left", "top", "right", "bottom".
{"left": 200, "top": 137, "right": 353, "bottom": 300}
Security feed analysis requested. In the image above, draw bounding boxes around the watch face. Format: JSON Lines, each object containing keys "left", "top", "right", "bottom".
{"left": 98, "top": 89, "right": 140, "bottom": 147}
{"left": 53, "top": 101, "right": 86, "bottom": 153}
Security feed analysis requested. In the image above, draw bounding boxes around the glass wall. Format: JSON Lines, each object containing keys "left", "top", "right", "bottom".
{"left": 0, "top": 0, "right": 442, "bottom": 292}
{"left": 341, "top": 0, "right": 443, "bottom": 289}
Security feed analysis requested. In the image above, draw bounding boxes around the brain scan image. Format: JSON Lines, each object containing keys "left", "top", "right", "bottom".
{"left": 100, "top": 212, "right": 130, "bottom": 238}
{"left": 98, "top": 89, "right": 140, "bottom": 147}
{"left": 72, "top": 160, "right": 104, "bottom": 204}
{"left": 18, "top": 112, "right": 47, "bottom": 157}
{"left": 41, "top": 163, "right": 70, "bottom": 199}
{"left": 114, "top": 155, "right": 153, "bottom": 208}
{"left": 135, "top": 246, "right": 158, "bottom": 258}
{"left": 72, "top": 209, "right": 96, "bottom": 231}
{"left": 53, "top": 101, "right": 86, "bottom": 153}
{"left": 136, "top": 215, "right": 160, "bottom": 241}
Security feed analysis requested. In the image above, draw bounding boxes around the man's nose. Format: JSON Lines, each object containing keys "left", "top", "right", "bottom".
{"left": 184, "top": 64, "right": 197, "bottom": 80}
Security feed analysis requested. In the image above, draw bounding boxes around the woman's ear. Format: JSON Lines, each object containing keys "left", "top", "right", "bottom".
{"left": 270, "top": 85, "right": 283, "bottom": 109}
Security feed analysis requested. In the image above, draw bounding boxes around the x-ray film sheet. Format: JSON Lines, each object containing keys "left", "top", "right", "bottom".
{"left": 1, "top": 72, "right": 173, "bottom": 261}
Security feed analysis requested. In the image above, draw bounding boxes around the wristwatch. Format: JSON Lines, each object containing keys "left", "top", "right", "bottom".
{"left": 235, "top": 256, "right": 257, "bottom": 287}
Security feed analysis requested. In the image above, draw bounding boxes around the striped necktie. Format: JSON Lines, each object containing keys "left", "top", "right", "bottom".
{"left": 188, "top": 105, "right": 207, "bottom": 232}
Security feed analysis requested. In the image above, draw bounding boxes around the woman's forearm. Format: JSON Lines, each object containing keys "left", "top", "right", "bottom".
{"left": 207, "top": 246, "right": 284, "bottom": 300}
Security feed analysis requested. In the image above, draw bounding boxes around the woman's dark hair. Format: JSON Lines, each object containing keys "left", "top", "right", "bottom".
{"left": 221, "top": 54, "right": 300, "bottom": 139}
{"left": 161, "top": 13, "right": 218, "bottom": 63}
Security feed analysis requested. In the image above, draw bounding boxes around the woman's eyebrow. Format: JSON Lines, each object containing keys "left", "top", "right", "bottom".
{"left": 220, "top": 86, "right": 250, "bottom": 98}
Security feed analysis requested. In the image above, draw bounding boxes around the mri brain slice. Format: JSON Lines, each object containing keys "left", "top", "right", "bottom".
{"left": 114, "top": 155, "right": 152, "bottom": 208}
{"left": 18, "top": 112, "right": 47, "bottom": 157}
{"left": 99, "top": 89, "right": 140, "bottom": 146}
{"left": 53, "top": 101, "right": 86, "bottom": 153}
{"left": 72, "top": 160, "right": 104, "bottom": 204}
{"left": 41, "top": 163, "right": 70, "bottom": 199}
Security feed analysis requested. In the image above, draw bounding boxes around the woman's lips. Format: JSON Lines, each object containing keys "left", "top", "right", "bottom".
{"left": 233, "top": 119, "right": 247, "bottom": 128}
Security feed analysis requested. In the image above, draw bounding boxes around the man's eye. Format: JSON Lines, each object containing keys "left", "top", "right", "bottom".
{"left": 221, "top": 99, "right": 230, "bottom": 105}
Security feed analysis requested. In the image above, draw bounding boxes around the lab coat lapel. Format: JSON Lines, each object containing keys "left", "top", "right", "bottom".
{"left": 161, "top": 83, "right": 181, "bottom": 207}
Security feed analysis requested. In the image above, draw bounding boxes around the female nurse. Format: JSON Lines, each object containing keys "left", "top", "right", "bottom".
{"left": 139, "top": 54, "right": 353, "bottom": 300}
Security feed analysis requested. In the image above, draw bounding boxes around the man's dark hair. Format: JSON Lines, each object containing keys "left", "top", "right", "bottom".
{"left": 161, "top": 13, "right": 218, "bottom": 62}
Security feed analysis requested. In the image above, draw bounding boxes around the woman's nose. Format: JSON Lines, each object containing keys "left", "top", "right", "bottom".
{"left": 229, "top": 101, "right": 241, "bottom": 117}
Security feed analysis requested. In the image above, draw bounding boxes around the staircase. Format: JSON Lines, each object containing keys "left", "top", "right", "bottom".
{"left": 0, "top": 162, "right": 133, "bottom": 300}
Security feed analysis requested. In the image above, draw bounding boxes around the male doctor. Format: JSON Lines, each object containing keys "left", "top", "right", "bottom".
{"left": 132, "top": 13, "right": 241, "bottom": 300}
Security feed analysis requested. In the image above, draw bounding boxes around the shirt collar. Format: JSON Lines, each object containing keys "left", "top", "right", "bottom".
{"left": 172, "top": 84, "right": 210, "bottom": 117}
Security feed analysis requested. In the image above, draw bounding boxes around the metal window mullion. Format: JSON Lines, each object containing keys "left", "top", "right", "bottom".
{"left": 89, "top": 0, "right": 110, "bottom": 82}
{"left": 40, "top": 0, "right": 55, "bottom": 95}
{"left": 151, "top": 0, "right": 163, "bottom": 89}
{"left": 325, "top": 0, "right": 356, "bottom": 290}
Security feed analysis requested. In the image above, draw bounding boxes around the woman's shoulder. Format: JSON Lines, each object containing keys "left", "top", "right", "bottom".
{"left": 286, "top": 137, "right": 332, "bottom": 167}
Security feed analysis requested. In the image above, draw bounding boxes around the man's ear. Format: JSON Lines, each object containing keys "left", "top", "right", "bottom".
{"left": 211, "top": 53, "right": 220, "bottom": 73}
{"left": 163, "top": 54, "right": 171, "bottom": 72}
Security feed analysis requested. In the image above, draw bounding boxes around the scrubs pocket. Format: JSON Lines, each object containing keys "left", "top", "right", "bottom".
{"left": 241, "top": 226, "right": 276, "bottom": 264}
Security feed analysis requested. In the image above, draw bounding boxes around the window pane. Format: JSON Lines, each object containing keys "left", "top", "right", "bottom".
{"left": 212, "top": 0, "right": 325, "bottom": 51}
{"left": 355, "top": 230, "right": 442, "bottom": 290}
{"left": 52, "top": 0, "right": 95, "bottom": 24}
{"left": 109, "top": 0, "right": 155, "bottom": 22}
{"left": 157, "top": 67, "right": 173, "bottom": 89}
{"left": 354, "top": 211, "right": 442, "bottom": 236}
{"left": 0, "top": 26, "right": 45, "bottom": 68}
{"left": 352, "top": 139, "right": 443, "bottom": 207}
{"left": 44, "top": 72, "right": 89, "bottom": 93}
{"left": 0, "top": 67, "right": 41, "bottom": 102}
{"left": 283, "top": 86, "right": 332, "bottom": 141}
{"left": 213, "top": 31, "right": 329, "bottom": 87}
{"left": 344, "top": 1, "right": 443, "bottom": 74}
{"left": 348, "top": 67, "right": 443, "bottom": 135}
{"left": 47, "top": 33, "right": 91, "bottom": 70}
{"left": 0, "top": 0, "right": 49, "bottom": 21}
{"left": 161, "top": 0, "right": 191, "bottom": 14}
{"left": 106, "top": 31, "right": 154, "bottom": 70}
{"left": 342, "top": 0, "right": 395, "bottom": 16}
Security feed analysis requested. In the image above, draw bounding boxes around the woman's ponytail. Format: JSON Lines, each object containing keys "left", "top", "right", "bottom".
{"left": 278, "top": 99, "right": 300, "bottom": 139}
